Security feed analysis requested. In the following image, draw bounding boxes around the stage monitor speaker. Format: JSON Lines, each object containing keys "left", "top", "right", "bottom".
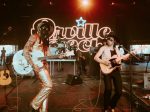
{"left": 65, "top": 74, "right": 83, "bottom": 85}
{"left": 144, "top": 73, "right": 150, "bottom": 90}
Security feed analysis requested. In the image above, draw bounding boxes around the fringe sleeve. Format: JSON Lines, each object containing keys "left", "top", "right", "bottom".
{"left": 23, "top": 35, "right": 36, "bottom": 67}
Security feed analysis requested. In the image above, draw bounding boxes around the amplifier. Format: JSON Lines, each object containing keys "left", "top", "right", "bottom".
{"left": 65, "top": 74, "right": 82, "bottom": 85}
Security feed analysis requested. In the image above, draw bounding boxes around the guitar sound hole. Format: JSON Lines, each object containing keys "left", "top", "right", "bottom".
{"left": 4, "top": 73, "right": 9, "bottom": 79}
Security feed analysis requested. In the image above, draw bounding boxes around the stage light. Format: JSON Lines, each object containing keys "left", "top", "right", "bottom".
{"left": 82, "top": 0, "right": 89, "bottom": 6}
{"left": 133, "top": 1, "right": 136, "bottom": 5}
{"left": 49, "top": 1, "right": 53, "bottom": 5}
{"left": 77, "top": 0, "right": 93, "bottom": 10}
{"left": 111, "top": 2, "right": 115, "bottom": 6}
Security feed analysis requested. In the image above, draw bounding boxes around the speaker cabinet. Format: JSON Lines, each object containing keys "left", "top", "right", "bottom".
{"left": 65, "top": 74, "right": 82, "bottom": 85}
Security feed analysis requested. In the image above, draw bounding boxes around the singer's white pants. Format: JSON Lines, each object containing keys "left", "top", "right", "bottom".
{"left": 31, "top": 68, "right": 52, "bottom": 112}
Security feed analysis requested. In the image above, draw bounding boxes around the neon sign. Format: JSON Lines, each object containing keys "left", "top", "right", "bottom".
{"left": 31, "top": 18, "right": 112, "bottom": 52}
{"left": 76, "top": 17, "right": 86, "bottom": 27}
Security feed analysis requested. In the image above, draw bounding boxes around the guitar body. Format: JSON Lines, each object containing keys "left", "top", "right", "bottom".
{"left": 100, "top": 63, "right": 120, "bottom": 75}
{"left": 12, "top": 50, "right": 66, "bottom": 76}
{"left": 100, "top": 55, "right": 121, "bottom": 75}
{"left": 0, "top": 69, "right": 12, "bottom": 85}
{"left": 99, "top": 47, "right": 140, "bottom": 75}
{"left": 12, "top": 50, "right": 44, "bottom": 76}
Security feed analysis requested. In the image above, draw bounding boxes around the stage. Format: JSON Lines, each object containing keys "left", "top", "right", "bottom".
{"left": 0, "top": 62, "right": 150, "bottom": 112}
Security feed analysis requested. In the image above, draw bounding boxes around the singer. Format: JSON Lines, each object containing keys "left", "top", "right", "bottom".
{"left": 23, "top": 21, "right": 54, "bottom": 112}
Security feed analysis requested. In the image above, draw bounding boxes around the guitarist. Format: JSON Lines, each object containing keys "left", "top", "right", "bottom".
{"left": 23, "top": 20, "right": 55, "bottom": 112}
{"left": 94, "top": 34, "right": 131, "bottom": 112}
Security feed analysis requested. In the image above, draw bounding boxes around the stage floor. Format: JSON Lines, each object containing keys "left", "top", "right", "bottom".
{"left": 0, "top": 62, "right": 150, "bottom": 112}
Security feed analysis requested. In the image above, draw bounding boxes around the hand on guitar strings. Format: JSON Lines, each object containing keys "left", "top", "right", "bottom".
{"left": 130, "top": 50, "right": 136, "bottom": 55}
{"left": 102, "top": 60, "right": 111, "bottom": 66}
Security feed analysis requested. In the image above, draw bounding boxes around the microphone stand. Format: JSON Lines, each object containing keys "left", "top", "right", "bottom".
{"left": 120, "top": 45, "right": 141, "bottom": 112}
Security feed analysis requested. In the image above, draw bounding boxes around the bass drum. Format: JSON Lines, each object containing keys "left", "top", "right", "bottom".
{"left": 12, "top": 50, "right": 34, "bottom": 77}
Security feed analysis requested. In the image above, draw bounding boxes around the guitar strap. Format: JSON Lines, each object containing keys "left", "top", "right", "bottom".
{"left": 114, "top": 47, "right": 122, "bottom": 69}
{"left": 114, "top": 47, "right": 121, "bottom": 57}
{"left": 110, "top": 49, "right": 117, "bottom": 57}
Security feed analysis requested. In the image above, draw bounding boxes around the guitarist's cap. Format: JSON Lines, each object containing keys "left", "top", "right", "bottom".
{"left": 106, "top": 33, "right": 120, "bottom": 43}
{"left": 106, "top": 34, "right": 116, "bottom": 39}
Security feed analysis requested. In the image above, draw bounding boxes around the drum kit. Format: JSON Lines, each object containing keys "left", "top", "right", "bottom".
{"left": 49, "top": 39, "right": 76, "bottom": 57}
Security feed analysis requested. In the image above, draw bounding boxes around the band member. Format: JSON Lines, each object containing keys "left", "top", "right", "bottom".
{"left": 94, "top": 34, "right": 131, "bottom": 112}
{"left": 23, "top": 20, "right": 54, "bottom": 112}
{"left": 1, "top": 47, "right": 6, "bottom": 66}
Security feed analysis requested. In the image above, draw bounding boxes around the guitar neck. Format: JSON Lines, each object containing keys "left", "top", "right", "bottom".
{"left": 38, "top": 55, "right": 60, "bottom": 60}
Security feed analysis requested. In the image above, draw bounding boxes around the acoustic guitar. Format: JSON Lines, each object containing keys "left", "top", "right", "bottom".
{"left": 0, "top": 69, "right": 12, "bottom": 85}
